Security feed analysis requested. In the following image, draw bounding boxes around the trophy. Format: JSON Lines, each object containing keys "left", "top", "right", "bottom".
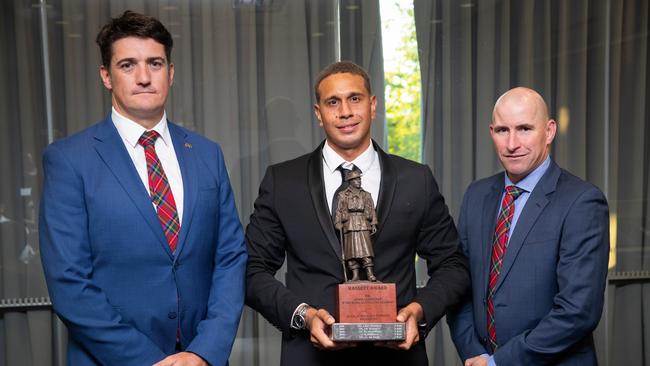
{"left": 331, "top": 170, "right": 405, "bottom": 342}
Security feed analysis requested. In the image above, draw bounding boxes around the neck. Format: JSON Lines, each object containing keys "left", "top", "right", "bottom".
{"left": 328, "top": 139, "right": 372, "bottom": 162}
{"left": 112, "top": 104, "right": 164, "bottom": 130}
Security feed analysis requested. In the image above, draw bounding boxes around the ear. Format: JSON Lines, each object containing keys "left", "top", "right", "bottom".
{"left": 168, "top": 63, "right": 175, "bottom": 87}
{"left": 545, "top": 119, "right": 557, "bottom": 144}
{"left": 99, "top": 65, "right": 112, "bottom": 91}
{"left": 370, "top": 95, "right": 377, "bottom": 119}
{"left": 313, "top": 103, "right": 323, "bottom": 127}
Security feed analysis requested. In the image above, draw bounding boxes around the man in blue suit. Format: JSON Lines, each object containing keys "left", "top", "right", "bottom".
{"left": 448, "top": 87, "right": 609, "bottom": 366}
{"left": 39, "top": 11, "right": 247, "bottom": 366}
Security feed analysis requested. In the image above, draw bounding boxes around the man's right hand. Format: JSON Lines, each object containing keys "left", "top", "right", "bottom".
{"left": 305, "top": 308, "right": 356, "bottom": 350}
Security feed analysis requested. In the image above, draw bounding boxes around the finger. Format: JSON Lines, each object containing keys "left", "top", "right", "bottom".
{"left": 152, "top": 359, "right": 171, "bottom": 366}
{"left": 315, "top": 308, "right": 335, "bottom": 325}
{"left": 309, "top": 316, "right": 336, "bottom": 349}
{"left": 398, "top": 320, "right": 420, "bottom": 350}
{"left": 396, "top": 308, "right": 410, "bottom": 323}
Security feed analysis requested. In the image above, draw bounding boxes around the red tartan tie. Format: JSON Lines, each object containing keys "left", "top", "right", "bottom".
{"left": 487, "top": 185, "right": 523, "bottom": 352}
{"left": 138, "top": 130, "right": 181, "bottom": 253}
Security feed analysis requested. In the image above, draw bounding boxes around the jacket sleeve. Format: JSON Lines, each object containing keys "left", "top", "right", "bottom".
{"left": 494, "top": 187, "right": 609, "bottom": 365}
{"left": 412, "top": 167, "right": 470, "bottom": 333}
{"left": 447, "top": 185, "right": 490, "bottom": 360}
{"left": 245, "top": 167, "right": 303, "bottom": 334}
{"left": 39, "top": 144, "right": 166, "bottom": 365}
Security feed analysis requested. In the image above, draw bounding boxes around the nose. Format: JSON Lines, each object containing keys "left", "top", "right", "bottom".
{"left": 339, "top": 100, "right": 353, "bottom": 119}
{"left": 506, "top": 132, "right": 520, "bottom": 151}
{"left": 135, "top": 63, "right": 151, "bottom": 86}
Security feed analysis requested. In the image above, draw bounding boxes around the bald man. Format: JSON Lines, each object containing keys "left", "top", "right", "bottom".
{"left": 448, "top": 87, "right": 609, "bottom": 366}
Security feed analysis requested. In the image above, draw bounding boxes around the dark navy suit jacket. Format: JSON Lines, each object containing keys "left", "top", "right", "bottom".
{"left": 448, "top": 160, "right": 609, "bottom": 366}
{"left": 39, "top": 116, "right": 247, "bottom": 365}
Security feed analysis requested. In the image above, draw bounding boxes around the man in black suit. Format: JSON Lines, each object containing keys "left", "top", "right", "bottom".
{"left": 245, "top": 61, "right": 469, "bottom": 365}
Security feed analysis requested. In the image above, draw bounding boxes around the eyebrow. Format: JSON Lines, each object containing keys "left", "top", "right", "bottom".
{"left": 115, "top": 56, "right": 167, "bottom": 64}
{"left": 324, "top": 91, "right": 364, "bottom": 101}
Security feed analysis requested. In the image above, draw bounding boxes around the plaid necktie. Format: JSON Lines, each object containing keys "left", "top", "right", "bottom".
{"left": 487, "top": 185, "right": 523, "bottom": 352}
{"left": 138, "top": 130, "right": 181, "bottom": 253}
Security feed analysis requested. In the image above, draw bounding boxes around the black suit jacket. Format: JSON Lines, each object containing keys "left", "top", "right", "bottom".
{"left": 245, "top": 142, "right": 469, "bottom": 366}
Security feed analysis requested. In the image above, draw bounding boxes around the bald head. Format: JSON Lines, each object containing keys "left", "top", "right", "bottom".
{"left": 489, "top": 87, "right": 556, "bottom": 183}
{"left": 493, "top": 87, "right": 549, "bottom": 124}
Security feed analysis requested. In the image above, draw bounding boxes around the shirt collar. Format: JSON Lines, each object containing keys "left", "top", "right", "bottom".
{"left": 322, "top": 140, "right": 376, "bottom": 174}
{"left": 111, "top": 107, "right": 170, "bottom": 148}
{"left": 504, "top": 155, "right": 551, "bottom": 193}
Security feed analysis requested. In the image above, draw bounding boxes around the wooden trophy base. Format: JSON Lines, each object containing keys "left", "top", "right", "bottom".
{"left": 331, "top": 282, "right": 405, "bottom": 341}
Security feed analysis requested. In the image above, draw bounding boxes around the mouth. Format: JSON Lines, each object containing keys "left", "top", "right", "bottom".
{"left": 504, "top": 154, "right": 526, "bottom": 160}
{"left": 133, "top": 91, "right": 156, "bottom": 95}
{"left": 337, "top": 122, "right": 360, "bottom": 133}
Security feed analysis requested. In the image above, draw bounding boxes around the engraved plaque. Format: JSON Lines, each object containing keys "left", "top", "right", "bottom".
{"left": 332, "top": 282, "right": 405, "bottom": 341}
{"left": 331, "top": 322, "right": 406, "bottom": 341}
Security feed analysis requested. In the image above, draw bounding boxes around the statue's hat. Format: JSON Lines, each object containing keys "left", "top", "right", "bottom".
{"left": 344, "top": 169, "right": 362, "bottom": 181}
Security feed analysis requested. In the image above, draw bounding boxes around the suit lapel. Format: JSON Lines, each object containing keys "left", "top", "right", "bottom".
{"left": 482, "top": 177, "right": 503, "bottom": 294}
{"left": 307, "top": 143, "right": 342, "bottom": 259}
{"left": 93, "top": 117, "right": 173, "bottom": 259}
{"left": 374, "top": 142, "right": 396, "bottom": 240}
{"left": 494, "top": 161, "right": 560, "bottom": 293}
{"left": 168, "top": 123, "right": 197, "bottom": 260}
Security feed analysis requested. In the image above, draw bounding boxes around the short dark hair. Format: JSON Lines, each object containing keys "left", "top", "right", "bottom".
{"left": 96, "top": 10, "right": 173, "bottom": 67}
{"left": 314, "top": 61, "right": 372, "bottom": 102}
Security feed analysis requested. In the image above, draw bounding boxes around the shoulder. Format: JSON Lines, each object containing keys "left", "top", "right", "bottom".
{"left": 170, "top": 122, "right": 222, "bottom": 155}
{"left": 43, "top": 120, "right": 105, "bottom": 160}
{"left": 465, "top": 172, "right": 502, "bottom": 195}
{"left": 265, "top": 149, "right": 314, "bottom": 177}
{"left": 382, "top": 152, "right": 428, "bottom": 173}
{"left": 554, "top": 167, "right": 606, "bottom": 202}
{"left": 47, "top": 120, "right": 103, "bottom": 148}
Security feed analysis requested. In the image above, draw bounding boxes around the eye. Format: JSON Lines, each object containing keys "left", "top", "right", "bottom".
{"left": 118, "top": 62, "right": 134, "bottom": 72}
{"left": 149, "top": 60, "right": 165, "bottom": 70}
{"left": 326, "top": 99, "right": 339, "bottom": 106}
{"left": 350, "top": 95, "right": 361, "bottom": 103}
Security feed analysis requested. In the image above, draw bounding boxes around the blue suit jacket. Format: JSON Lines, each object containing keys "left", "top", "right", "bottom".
{"left": 448, "top": 161, "right": 609, "bottom": 366}
{"left": 39, "top": 116, "right": 247, "bottom": 365}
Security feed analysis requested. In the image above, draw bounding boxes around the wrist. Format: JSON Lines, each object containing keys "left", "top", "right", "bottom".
{"left": 304, "top": 307, "right": 318, "bottom": 330}
{"left": 290, "top": 303, "right": 313, "bottom": 330}
{"left": 407, "top": 302, "right": 424, "bottom": 322}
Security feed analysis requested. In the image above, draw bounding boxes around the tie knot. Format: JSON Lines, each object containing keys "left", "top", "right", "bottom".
{"left": 505, "top": 185, "right": 523, "bottom": 199}
{"left": 338, "top": 164, "right": 361, "bottom": 181}
{"left": 138, "top": 130, "right": 160, "bottom": 148}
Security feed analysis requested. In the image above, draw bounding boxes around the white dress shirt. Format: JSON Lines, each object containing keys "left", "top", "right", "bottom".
{"left": 322, "top": 140, "right": 381, "bottom": 212}
{"left": 111, "top": 107, "right": 184, "bottom": 224}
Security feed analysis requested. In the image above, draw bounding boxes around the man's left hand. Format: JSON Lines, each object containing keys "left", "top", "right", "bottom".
{"left": 375, "top": 302, "right": 423, "bottom": 350}
{"left": 153, "top": 352, "right": 208, "bottom": 366}
{"left": 464, "top": 355, "right": 488, "bottom": 366}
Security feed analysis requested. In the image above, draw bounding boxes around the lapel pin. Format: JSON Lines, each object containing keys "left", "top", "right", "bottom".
{"left": 184, "top": 142, "right": 192, "bottom": 148}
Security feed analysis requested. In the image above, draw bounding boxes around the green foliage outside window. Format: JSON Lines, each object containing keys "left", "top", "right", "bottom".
{"left": 383, "top": 2, "right": 422, "bottom": 162}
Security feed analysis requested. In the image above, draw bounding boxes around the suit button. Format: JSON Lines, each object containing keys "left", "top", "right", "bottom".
{"left": 482, "top": 298, "right": 486, "bottom": 304}
{"left": 168, "top": 312, "right": 177, "bottom": 319}
{"left": 482, "top": 337, "right": 487, "bottom": 344}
